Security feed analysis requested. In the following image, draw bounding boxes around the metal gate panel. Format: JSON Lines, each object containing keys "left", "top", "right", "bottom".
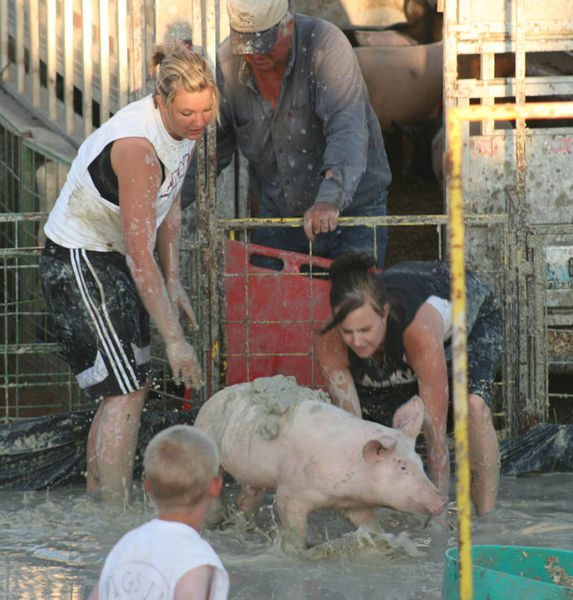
{"left": 444, "top": 0, "right": 573, "bottom": 432}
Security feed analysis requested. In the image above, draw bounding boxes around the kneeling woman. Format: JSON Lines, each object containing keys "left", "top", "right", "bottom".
{"left": 316, "top": 253, "right": 502, "bottom": 520}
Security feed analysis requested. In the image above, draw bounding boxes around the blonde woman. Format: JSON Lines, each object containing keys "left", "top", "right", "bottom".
{"left": 39, "top": 43, "right": 219, "bottom": 503}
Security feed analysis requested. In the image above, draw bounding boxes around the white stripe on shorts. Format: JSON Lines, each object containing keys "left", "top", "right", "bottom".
{"left": 70, "top": 248, "right": 140, "bottom": 394}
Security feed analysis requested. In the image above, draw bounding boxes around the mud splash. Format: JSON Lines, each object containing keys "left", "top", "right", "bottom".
{"left": 0, "top": 473, "right": 572, "bottom": 599}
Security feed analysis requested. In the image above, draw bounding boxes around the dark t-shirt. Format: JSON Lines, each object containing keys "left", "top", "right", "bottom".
{"left": 348, "top": 260, "right": 502, "bottom": 425}
{"left": 349, "top": 261, "right": 451, "bottom": 423}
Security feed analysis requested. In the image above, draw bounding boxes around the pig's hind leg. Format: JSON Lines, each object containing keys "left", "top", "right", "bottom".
{"left": 236, "top": 484, "right": 266, "bottom": 518}
{"left": 342, "top": 507, "right": 383, "bottom": 533}
{"left": 275, "top": 489, "right": 311, "bottom": 553}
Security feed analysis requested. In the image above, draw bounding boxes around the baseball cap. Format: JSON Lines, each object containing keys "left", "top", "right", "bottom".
{"left": 227, "top": 0, "right": 293, "bottom": 55}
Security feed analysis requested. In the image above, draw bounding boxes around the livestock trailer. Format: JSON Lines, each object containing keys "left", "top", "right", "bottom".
{"left": 442, "top": 0, "right": 573, "bottom": 433}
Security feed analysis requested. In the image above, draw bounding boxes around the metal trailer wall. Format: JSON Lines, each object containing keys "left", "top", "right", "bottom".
{"left": 0, "top": 0, "right": 154, "bottom": 144}
{"left": 443, "top": 0, "right": 573, "bottom": 434}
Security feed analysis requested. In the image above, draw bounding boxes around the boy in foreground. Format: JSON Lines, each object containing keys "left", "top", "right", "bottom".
{"left": 88, "top": 425, "right": 229, "bottom": 600}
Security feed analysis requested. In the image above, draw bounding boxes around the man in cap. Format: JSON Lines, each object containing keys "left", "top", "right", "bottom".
{"left": 182, "top": 0, "right": 392, "bottom": 266}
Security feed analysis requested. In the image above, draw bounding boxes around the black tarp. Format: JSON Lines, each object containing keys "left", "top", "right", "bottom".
{"left": 499, "top": 422, "right": 573, "bottom": 475}
{"left": 0, "top": 409, "right": 197, "bottom": 491}
{"left": 0, "top": 412, "right": 571, "bottom": 490}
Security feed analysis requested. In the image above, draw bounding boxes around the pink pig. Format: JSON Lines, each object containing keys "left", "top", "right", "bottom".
{"left": 194, "top": 376, "right": 448, "bottom": 548}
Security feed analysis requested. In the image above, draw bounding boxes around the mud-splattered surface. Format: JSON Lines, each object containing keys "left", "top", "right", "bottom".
{"left": 0, "top": 473, "right": 572, "bottom": 599}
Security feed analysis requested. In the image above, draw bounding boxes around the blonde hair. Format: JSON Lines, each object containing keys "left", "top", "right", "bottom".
{"left": 144, "top": 425, "right": 220, "bottom": 510}
{"left": 151, "top": 42, "right": 220, "bottom": 123}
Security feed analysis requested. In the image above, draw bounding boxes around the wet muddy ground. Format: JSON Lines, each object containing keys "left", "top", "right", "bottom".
{"left": 0, "top": 473, "right": 572, "bottom": 600}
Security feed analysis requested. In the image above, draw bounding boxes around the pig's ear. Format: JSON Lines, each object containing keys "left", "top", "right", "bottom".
{"left": 363, "top": 436, "right": 397, "bottom": 462}
{"left": 392, "top": 395, "right": 424, "bottom": 439}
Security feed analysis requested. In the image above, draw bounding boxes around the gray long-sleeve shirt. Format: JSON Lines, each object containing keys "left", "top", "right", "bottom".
{"left": 183, "top": 13, "right": 392, "bottom": 217}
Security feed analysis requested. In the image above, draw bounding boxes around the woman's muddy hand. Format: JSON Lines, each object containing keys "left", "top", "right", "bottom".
{"left": 166, "top": 340, "right": 203, "bottom": 389}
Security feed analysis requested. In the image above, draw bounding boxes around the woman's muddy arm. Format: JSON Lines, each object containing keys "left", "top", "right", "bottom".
{"left": 156, "top": 194, "right": 198, "bottom": 330}
{"left": 316, "top": 328, "right": 362, "bottom": 417}
{"left": 404, "top": 304, "right": 450, "bottom": 505}
{"left": 112, "top": 137, "right": 202, "bottom": 389}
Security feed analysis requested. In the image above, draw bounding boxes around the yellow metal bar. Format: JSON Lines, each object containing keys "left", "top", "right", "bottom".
{"left": 451, "top": 101, "right": 573, "bottom": 122}
{"left": 218, "top": 214, "right": 507, "bottom": 230}
{"left": 446, "top": 100, "right": 573, "bottom": 600}
{"left": 446, "top": 106, "right": 473, "bottom": 600}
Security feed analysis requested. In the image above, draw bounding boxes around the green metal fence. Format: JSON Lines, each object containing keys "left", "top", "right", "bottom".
{"left": 0, "top": 113, "right": 81, "bottom": 419}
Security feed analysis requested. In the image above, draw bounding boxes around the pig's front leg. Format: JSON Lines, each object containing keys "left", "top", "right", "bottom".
{"left": 236, "top": 484, "right": 266, "bottom": 518}
{"left": 275, "top": 488, "right": 310, "bottom": 553}
{"left": 342, "top": 507, "right": 382, "bottom": 533}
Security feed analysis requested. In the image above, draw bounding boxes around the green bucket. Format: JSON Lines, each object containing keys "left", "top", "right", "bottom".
{"left": 442, "top": 545, "right": 573, "bottom": 599}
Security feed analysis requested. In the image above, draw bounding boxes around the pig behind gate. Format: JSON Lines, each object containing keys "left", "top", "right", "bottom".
{"left": 194, "top": 375, "right": 448, "bottom": 548}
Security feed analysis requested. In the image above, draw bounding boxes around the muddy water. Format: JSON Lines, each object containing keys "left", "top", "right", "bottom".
{"left": 0, "top": 474, "right": 572, "bottom": 600}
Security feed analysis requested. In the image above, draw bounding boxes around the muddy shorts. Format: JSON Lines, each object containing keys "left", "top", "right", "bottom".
{"left": 39, "top": 240, "right": 152, "bottom": 402}
{"left": 445, "top": 270, "right": 503, "bottom": 406}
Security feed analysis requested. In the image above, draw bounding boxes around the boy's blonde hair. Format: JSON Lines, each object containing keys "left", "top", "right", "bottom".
{"left": 144, "top": 425, "right": 220, "bottom": 510}
{"left": 151, "top": 41, "right": 220, "bottom": 123}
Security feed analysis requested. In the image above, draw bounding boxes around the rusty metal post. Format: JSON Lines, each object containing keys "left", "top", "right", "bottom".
{"left": 446, "top": 106, "right": 474, "bottom": 600}
{"left": 191, "top": 0, "right": 223, "bottom": 398}
{"left": 207, "top": 0, "right": 227, "bottom": 396}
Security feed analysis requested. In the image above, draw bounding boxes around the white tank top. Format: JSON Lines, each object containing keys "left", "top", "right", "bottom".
{"left": 426, "top": 294, "right": 453, "bottom": 341}
{"left": 98, "top": 518, "right": 229, "bottom": 600}
{"left": 44, "top": 95, "right": 194, "bottom": 253}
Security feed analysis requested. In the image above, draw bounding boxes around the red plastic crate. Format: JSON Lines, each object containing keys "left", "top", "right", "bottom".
{"left": 225, "top": 239, "right": 332, "bottom": 387}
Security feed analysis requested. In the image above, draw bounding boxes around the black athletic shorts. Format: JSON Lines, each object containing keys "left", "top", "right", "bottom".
{"left": 445, "top": 270, "right": 503, "bottom": 405}
{"left": 39, "top": 239, "right": 152, "bottom": 402}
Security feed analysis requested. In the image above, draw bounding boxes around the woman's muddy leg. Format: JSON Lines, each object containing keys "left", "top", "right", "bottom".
{"left": 468, "top": 393, "right": 500, "bottom": 516}
{"left": 86, "top": 402, "right": 106, "bottom": 492}
{"left": 89, "top": 386, "right": 147, "bottom": 504}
